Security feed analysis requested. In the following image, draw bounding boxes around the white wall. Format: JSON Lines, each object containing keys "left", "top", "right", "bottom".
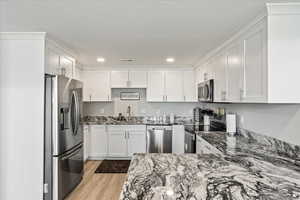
{"left": 0, "top": 33, "right": 45, "bottom": 200}
{"left": 84, "top": 88, "right": 198, "bottom": 117}
{"left": 204, "top": 103, "right": 300, "bottom": 146}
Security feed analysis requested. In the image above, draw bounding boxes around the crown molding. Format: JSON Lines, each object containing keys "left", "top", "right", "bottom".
{"left": 192, "top": 11, "right": 267, "bottom": 68}
{"left": 81, "top": 64, "right": 194, "bottom": 71}
{"left": 267, "top": 3, "right": 300, "bottom": 15}
{"left": 0, "top": 32, "right": 46, "bottom": 40}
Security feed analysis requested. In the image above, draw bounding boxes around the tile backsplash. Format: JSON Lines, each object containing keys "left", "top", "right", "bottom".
{"left": 83, "top": 88, "right": 198, "bottom": 117}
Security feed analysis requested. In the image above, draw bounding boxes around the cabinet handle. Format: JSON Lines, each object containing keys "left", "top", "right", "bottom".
{"left": 165, "top": 95, "right": 167, "bottom": 101}
{"left": 240, "top": 89, "right": 244, "bottom": 100}
{"left": 221, "top": 91, "right": 226, "bottom": 101}
{"left": 127, "top": 132, "right": 130, "bottom": 139}
{"left": 89, "top": 95, "right": 92, "bottom": 103}
{"left": 204, "top": 73, "right": 208, "bottom": 81}
{"left": 184, "top": 96, "right": 186, "bottom": 101}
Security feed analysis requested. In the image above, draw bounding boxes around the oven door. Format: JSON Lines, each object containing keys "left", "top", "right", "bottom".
{"left": 53, "top": 143, "right": 83, "bottom": 200}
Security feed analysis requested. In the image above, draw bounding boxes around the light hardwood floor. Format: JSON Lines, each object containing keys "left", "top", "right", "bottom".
{"left": 65, "top": 161, "right": 127, "bottom": 200}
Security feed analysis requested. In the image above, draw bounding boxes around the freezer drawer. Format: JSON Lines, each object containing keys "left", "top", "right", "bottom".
{"left": 53, "top": 143, "right": 83, "bottom": 200}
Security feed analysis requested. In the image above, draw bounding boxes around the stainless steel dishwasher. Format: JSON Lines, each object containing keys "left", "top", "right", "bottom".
{"left": 146, "top": 125, "right": 172, "bottom": 153}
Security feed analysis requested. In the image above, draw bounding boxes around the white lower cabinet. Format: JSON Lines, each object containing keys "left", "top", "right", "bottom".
{"left": 83, "top": 125, "right": 89, "bottom": 162}
{"left": 108, "top": 130, "right": 128, "bottom": 157}
{"left": 107, "top": 125, "right": 146, "bottom": 158}
{"left": 172, "top": 125, "right": 185, "bottom": 154}
{"left": 89, "top": 125, "right": 108, "bottom": 159}
{"left": 127, "top": 130, "right": 146, "bottom": 156}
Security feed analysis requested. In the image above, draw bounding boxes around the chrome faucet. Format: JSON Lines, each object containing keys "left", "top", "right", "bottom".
{"left": 126, "top": 105, "right": 131, "bottom": 120}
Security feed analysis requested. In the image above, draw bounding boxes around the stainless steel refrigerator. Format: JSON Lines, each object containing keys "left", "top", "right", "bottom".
{"left": 44, "top": 75, "right": 84, "bottom": 200}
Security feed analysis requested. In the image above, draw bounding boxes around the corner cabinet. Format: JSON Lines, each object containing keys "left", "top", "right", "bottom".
{"left": 81, "top": 71, "right": 111, "bottom": 102}
{"left": 147, "top": 70, "right": 197, "bottom": 102}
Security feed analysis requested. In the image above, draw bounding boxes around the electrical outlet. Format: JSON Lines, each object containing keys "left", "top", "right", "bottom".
{"left": 100, "top": 108, "right": 105, "bottom": 114}
{"left": 237, "top": 115, "right": 244, "bottom": 128}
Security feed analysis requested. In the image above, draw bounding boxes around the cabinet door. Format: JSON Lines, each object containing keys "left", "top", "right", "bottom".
{"left": 242, "top": 24, "right": 267, "bottom": 103}
{"left": 81, "top": 71, "right": 111, "bottom": 102}
{"left": 45, "top": 48, "right": 60, "bottom": 75}
{"left": 83, "top": 125, "right": 89, "bottom": 161}
{"left": 127, "top": 131, "right": 146, "bottom": 156}
{"left": 147, "top": 71, "right": 165, "bottom": 102}
{"left": 172, "top": 125, "right": 184, "bottom": 154}
{"left": 165, "top": 71, "right": 184, "bottom": 102}
{"left": 129, "top": 71, "right": 147, "bottom": 88}
{"left": 108, "top": 131, "right": 127, "bottom": 157}
{"left": 213, "top": 53, "right": 227, "bottom": 102}
{"left": 60, "top": 56, "right": 74, "bottom": 78}
{"left": 203, "top": 61, "right": 215, "bottom": 81}
{"left": 183, "top": 71, "right": 197, "bottom": 102}
{"left": 226, "top": 42, "right": 243, "bottom": 102}
{"left": 89, "top": 125, "right": 107, "bottom": 158}
{"left": 111, "top": 71, "right": 129, "bottom": 88}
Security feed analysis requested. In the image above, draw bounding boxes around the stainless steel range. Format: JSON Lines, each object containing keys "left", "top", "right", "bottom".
{"left": 44, "top": 75, "right": 83, "bottom": 200}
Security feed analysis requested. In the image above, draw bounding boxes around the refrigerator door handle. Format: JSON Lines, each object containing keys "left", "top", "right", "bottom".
{"left": 61, "top": 144, "right": 82, "bottom": 160}
{"left": 74, "top": 91, "right": 80, "bottom": 135}
{"left": 71, "top": 90, "right": 80, "bottom": 136}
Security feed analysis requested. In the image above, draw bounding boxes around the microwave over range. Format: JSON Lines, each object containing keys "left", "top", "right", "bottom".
{"left": 198, "top": 79, "right": 214, "bottom": 102}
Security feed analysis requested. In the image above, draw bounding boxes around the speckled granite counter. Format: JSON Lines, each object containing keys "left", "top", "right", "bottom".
{"left": 120, "top": 130, "right": 300, "bottom": 200}
{"left": 82, "top": 116, "right": 193, "bottom": 126}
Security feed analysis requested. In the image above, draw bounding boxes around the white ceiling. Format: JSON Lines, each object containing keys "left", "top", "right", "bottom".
{"left": 0, "top": 0, "right": 295, "bottom": 67}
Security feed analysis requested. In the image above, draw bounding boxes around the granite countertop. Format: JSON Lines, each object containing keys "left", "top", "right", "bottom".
{"left": 82, "top": 116, "right": 193, "bottom": 126}
{"left": 120, "top": 129, "right": 300, "bottom": 200}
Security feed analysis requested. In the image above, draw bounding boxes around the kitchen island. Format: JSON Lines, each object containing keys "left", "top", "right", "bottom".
{"left": 120, "top": 130, "right": 300, "bottom": 200}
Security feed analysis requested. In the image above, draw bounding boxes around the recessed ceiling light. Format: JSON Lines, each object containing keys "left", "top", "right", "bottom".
{"left": 166, "top": 57, "right": 175, "bottom": 63}
{"left": 97, "top": 57, "right": 105, "bottom": 63}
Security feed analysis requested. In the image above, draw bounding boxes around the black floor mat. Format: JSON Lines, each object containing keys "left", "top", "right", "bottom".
{"left": 95, "top": 160, "right": 131, "bottom": 173}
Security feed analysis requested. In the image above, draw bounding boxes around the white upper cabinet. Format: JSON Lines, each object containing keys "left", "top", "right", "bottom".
{"left": 45, "top": 47, "right": 60, "bottom": 75}
{"left": 183, "top": 71, "right": 197, "bottom": 102}
{"left": 129, "top": 71, "right": 147, "bottom": 88}
{"left": 111, "top": 70, "right": 147, "bottom": 88}
{"left": 111, "top": 71, "right": 129, "bottom": 88}
{"left": 196, "top": 3, "right": 300, "bottom": 103}
{"left": 165, "top": 71, "right": 184, "bottom": 102}
{"left": 81, "top": 71, "right": 111, "bottom": 102}
{"left": 226, "top": 42, "right": 244, "bottom": 102}
{"left": 45, "top": 40, "right": 76, "bottom": 79}
{"left": 147, "top": 71, "right": 165, "bottom": 102}
{"left": 212, "top": 53, "right": 227, "bottom": 102}
{"left": 242, "top": 22, "right": 267, "bottom": 103}
{"left": 147, "top": 70, "right": 196, "bottom": 102}
{"left": 60, "top": 56, "right": 74, "bottom": 78}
